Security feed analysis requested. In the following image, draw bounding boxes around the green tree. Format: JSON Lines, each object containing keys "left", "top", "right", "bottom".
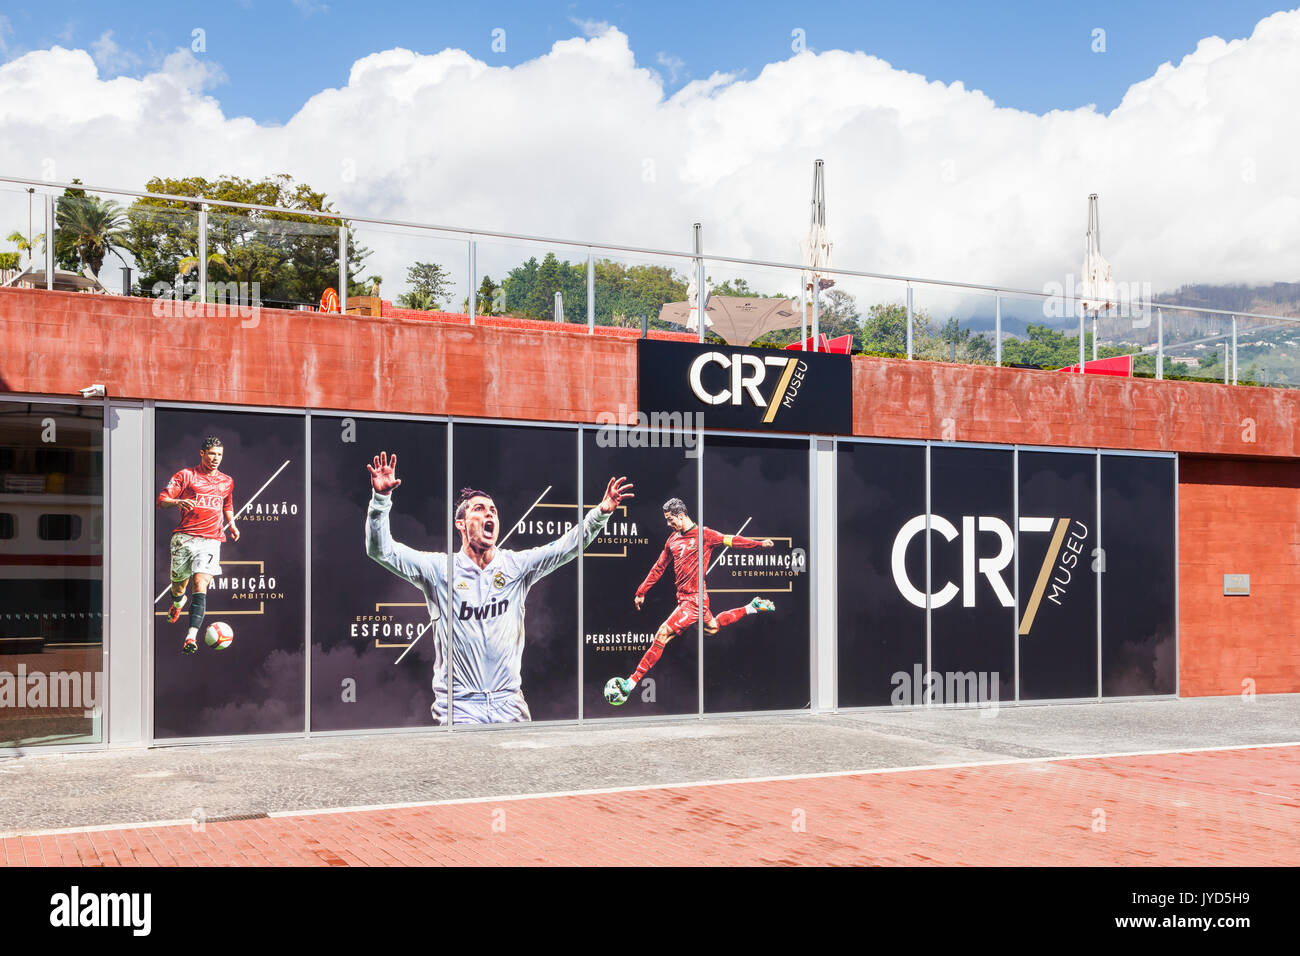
{"left": 54, "top": 182, "right": 130, "bottom": 278}
{"left": 476, "top": 275, "right": 499, "bottom": 315}
{"left": 126, "top": 174, "right": 369, "bottom": 304}
{"left": 859, "top": 302, "right": 916, "bottom": 355}
{"left": 397, "top": 261, "right": 453, "bottom": 310}
{"left": 6, "top": 229, "right": 45, "bottom": 269}
{"left": 527, "top": 252, "right": 564, "bottom": 319}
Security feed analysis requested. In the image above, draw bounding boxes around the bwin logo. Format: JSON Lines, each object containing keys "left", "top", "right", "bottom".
{"left": 458, "top": 599, "right": 509, "bottom": 621}
{"left": 688, "top": 352, "right": 807, "bottom": 423}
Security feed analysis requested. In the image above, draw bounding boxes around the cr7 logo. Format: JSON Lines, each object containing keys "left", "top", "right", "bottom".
{"left": 891, "top": 515, "right": 1090, "bottom": 618}
{"left": 688, "top": 352, "right": 806, "bottom": 423}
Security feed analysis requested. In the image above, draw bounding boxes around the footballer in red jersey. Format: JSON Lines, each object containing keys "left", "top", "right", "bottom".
{"left": 157, "top": 437, "right": 240, "bottom": 655}
{"left": 606, "top": 497, "right": 775, "bottom": 705}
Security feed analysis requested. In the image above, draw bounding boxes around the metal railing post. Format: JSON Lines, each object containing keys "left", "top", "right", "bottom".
{"left": 799, "top": 286, "right": 807, "bottom": 349}
{"left": 337, "top": 224, "right": 348, "bottom": 314}
{"left": 1231, "top": 314, "right": 1238, "bottom": 385}
{"left": 468, "top": 238, "right": 477, "bottom": 324}
{"left": 1078, "top": 307, "right": 1086, "bottom": 372}
{"left": 812, "top": 284, "right": 820, "bottom": 352}
{"left": 906, "top": 285, "right": 914, "bottom": 359}
{"left": 44, "top": 194, "right": 54, "bottom": 291}
{"left": 694, "top": 224, "right": 704, "bottom": 344}
{"left": 1156, "top": 308, "right": 1164, "bottom": 380}
{"left": 587, "top": 248, "right": 595, "bottom": 333}
{"left": 1092, "top": 312, "right": 1099, "bottom": 362}
{"left": 995, "top": 293, "right": 1002, "bottom": 366}
{"left": 198, "top": 207, "right": 208, "bottom": 304}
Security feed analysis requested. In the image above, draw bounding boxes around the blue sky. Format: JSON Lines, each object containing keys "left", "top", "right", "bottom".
{"left": 1, "top": 0, "right": 1291, "bottom": 123}
{"left": 1, "top": 2, "right": 1297, "bottom": 291}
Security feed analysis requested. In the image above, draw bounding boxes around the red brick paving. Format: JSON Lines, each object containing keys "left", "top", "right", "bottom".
{"left": 4, "top": 746, "right": 1297, "bottom": 866}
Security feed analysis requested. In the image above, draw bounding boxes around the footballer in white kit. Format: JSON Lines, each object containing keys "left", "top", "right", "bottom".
{"left": 365, "top": 451, "right": 633, "bottom": 724}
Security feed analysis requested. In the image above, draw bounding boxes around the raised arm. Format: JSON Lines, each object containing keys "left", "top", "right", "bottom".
{"left": 365, "top": 452, "right": 440, "bottom": 587}
{"left": 516, "top": 476, "right": 632, "bottom": 584}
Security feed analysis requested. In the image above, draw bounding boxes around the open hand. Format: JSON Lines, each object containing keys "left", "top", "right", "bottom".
{"left": 634, "top": 594, "right": 645, "bottom": 610}
{"left": 367, "top": 451, "right": 402, "bottom": 495}
{"left": 600, "top": 475, "right": 634, "bottom": 514}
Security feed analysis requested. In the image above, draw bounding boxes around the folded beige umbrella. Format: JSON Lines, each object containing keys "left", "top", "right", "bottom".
{"left": 659, "top": 296, "right": 800, "bottom": 346}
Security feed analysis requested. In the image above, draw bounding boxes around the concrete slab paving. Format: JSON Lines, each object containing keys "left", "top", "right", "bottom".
{"left": 1, "top": 694, "right": 1295, "bottom": 835}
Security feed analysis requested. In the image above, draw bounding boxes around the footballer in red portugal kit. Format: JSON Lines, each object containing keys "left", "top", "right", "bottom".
{"left": 157, "top": 437, "right": 240, "bottom": 654}
{"left": 604, "top": 496, "right": 775, "bottom": 706}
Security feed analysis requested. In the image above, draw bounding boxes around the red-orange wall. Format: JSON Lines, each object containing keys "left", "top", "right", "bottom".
{"left": 1178, "top": 458, "right": 1300, "bottom": 695}
{"left": 3, "top": 287, "right": 1298, "bottom": 695}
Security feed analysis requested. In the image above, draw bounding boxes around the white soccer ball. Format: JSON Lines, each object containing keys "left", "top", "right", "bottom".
{"left": 205, "top": 621, "right": 234, "bottom": 649}
{"left": 603, "top": 677, "right": 627, "bottom": 706}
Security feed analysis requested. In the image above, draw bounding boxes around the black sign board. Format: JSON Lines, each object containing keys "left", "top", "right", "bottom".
{"left": 637, "top": 339, "right": 852, "bottom": 434}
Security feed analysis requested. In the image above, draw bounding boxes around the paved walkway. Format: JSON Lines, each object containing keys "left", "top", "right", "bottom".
{"left": 5, "top": 744, "right": 1296, "bottom": 866}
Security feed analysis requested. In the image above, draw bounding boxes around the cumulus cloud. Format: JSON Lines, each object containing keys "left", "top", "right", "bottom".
{"left": 90, "top": 30, "right": 140, "bottom": 75}
{"left": 0, "top": 13, "right": 1298, "bottom": 304}
{"left": 656, "top": 51, "right": 686, "bottom": 83}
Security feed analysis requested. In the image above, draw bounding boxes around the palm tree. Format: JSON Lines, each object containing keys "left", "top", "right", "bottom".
{"left": 54, "top": 193, "right": 128, "bottom": 279}
{"left": 6, "top": 230, "right": 45, "bottom": 269}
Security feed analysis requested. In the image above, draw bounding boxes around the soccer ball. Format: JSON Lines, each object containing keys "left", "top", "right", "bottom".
{"left": 204, "top": 621, "right": 234, "bottom": 649}
{"left": 603, "top": 677, "right": 628, "bottom": 706}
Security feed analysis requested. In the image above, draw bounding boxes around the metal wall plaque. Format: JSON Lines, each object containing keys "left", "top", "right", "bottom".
{"left": 1223, "top": 574, "right": 1250, "bottom": 596}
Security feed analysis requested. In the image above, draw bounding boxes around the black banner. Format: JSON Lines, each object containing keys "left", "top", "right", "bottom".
{"left": 1101, "top": 455, "right": 1177, "bottom": 696}
{"left": 929, "top": 447, "right": 1015, "bottom": 704}
{"left": 310, "top": 415, "right": 447, "bottom": 731}
{"left": 1018, "top": 450, "right": 1098, "bottom": 700}
{"left": 451, "top": 423, "right": 580, "bottom": 722}
{"left": 637, "top": 339, "right": 851, "bottom": 434}
{"left": 152, "top": 409, "right": 305, "bottom": 739}
{"left": 702, "top": 435, "right": 811, "bottom": 713}
{"left": 582, "top": 429, "right": 699, "bottom": 717}
{"left": 837, "top": 441, "right": 927, "bottom": 707}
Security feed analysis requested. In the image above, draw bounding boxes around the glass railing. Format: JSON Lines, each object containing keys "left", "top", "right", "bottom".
{"left": 345, "top": 220, "right": 472, "bottom": 319}
{"left": 0, "top": 183, "right": 43, "bottom": 285}
{"left": 3, "top": 175, "right": 1298, "bottom": 389}
{"left": 911, "top": 286, "right": 999, "bottom": 366}
{"left": 589, "top": 248, "right": 694, "bottom": 336}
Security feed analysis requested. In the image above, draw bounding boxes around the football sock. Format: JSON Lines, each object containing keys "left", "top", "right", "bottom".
{"left": 188, "top": 592, "right": 206, "bottom": 632}
{"left": 185, "top": 628, "right": 198, "bottom": 641}
{"left": 631, "top": 640, "right": 667, "bottom": 682}
{"left": 171, "top": 587, "right": 185, "bottom": 605}
{"left": 715, "top": 607, "right": 746, "bottom": 628}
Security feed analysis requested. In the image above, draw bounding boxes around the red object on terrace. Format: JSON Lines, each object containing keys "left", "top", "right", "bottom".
{"left": 1059, "top": 354, "right": 1135, "bottom": 377}
{"left": 784, "top": 333, "right": 852, "bottom": 354}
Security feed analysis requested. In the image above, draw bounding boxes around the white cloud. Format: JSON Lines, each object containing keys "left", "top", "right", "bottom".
{"left": 569, "top": 17, "right": 612, "bottom": 38}
{"left": 292, "top": 0, "right": 330, "bottom": 16}
{"left": 1, "top": 15, "right": 1299, "bottom": 303}
{"left": 90, "top": 30, "right": 140, "bottom": 75}
{"left": 656, "top": 51, "right": 686, "bottom": 83}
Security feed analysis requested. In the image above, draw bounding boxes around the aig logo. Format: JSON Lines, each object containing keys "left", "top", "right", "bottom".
{"left": 688, "top": 352, "right": 806, "bottom": 423}
{"left": 891, "top": 515, "right": 1090, "bottom": 631}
